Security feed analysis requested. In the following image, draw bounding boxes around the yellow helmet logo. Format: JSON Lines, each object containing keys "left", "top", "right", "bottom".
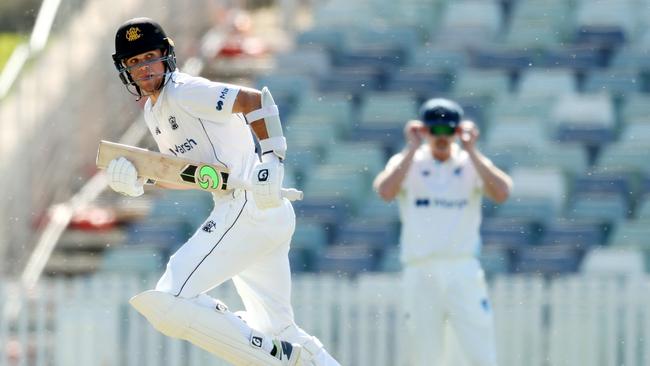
{"left": 125, "top": 27, "right": 142, "bottom": 42}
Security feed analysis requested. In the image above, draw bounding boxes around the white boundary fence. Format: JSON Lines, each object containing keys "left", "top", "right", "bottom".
{"left": 1, "top": 273, "right": 650, "bottom": 366}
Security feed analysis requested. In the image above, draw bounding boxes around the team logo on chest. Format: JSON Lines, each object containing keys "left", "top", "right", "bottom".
{"left": 454, "top": 166, "right": 463, "bottom": 176}
{"left": 168, "top": 115, "right": 179, "bottom": 130}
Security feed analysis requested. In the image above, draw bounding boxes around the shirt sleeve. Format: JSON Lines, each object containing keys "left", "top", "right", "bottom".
{"left": 385, "top": 152, "right": 404, "bottom": 171}
{"left": 385, "top": 152, "right": 409, "bottom": 197}
{"left": 176, "top": 77, "right": 240, "bottom": 122}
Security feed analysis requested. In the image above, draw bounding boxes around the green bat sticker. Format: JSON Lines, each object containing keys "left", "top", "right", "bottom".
{"left": 197, "top": 165, "right": 221, "bottom": 190}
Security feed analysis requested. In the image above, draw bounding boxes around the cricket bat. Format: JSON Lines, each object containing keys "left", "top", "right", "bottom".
{"left": 96, "top": 140, "right": 303, "bottom": 201}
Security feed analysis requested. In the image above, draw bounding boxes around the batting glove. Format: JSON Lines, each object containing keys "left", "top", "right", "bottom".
{"left": 251, "top": 154, "right": 284, "bottom": 209}
{"left": 106, "top": 157, "right": 145, "bottom": 197}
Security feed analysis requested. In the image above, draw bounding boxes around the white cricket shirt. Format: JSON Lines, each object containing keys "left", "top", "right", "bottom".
{"left": 388, "top": 143, "right": 484, "bottom": 262}
{"left": 143, "top": 71, "right": 258, "bottom": 195}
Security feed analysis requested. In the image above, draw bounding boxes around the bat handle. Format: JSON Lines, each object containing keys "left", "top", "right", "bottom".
{"left": 281, "top": 188, "right": 304, "bottom": 201}
{"left": 228, "top": 177, "right": 303, "bottom": 201}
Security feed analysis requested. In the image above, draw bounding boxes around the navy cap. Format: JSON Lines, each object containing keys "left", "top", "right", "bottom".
{"left": 419, "top": 98, "right": 464, "bottom": 128}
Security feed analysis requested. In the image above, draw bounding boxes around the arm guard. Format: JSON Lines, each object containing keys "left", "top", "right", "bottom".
{"left": 245, "top": 87, "right": 287, "bottom": 160}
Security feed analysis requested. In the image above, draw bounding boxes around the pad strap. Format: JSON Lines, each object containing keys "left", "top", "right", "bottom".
{"left": 245, "top": 105, "right": 279, "bottom": 124}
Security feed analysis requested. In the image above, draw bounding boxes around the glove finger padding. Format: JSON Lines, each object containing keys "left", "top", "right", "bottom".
{"left": 106, "top": 157, "right": 144, "bottom": 197}
{"left": 251, "top": 156, "right": 284, "bottom": 209}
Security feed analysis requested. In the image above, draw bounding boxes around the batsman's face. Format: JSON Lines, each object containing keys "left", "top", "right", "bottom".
{"left": 124, "top": 49, "right": 166, "bottom": 93}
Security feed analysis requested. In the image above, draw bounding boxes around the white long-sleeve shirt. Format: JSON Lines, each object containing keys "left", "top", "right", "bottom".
{"left": 143, "top": 71, "right": 258, "bottom": 195}
{"left": 387, "top": 144, "right": 484, "bottom": 263}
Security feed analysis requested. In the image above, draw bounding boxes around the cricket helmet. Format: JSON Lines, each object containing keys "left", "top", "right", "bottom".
{"left": 112, "top": 17, "right": 176, "bottom": 96}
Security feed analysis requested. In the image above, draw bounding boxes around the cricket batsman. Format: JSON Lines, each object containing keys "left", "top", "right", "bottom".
{"left": 107, "top": 17, "right": 340, "bottom": 366}
{"left": 373, "top": 98, "right": 512, "bottom": 365}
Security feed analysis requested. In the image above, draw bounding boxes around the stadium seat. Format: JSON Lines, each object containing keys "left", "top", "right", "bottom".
{"left": 621, "top": 94, "right": 650, "bottom": 124}
{"left": 480, "top": 243, "right": 512, "bottom": 276}
{"left": 637, "top": 198, "right": 650, "bottom": 221}
{"left": 481, "top": 217, "right": 539, "bottom": 247}
{"left": 610, "top": 47, "right": 650, "bottom": 72}
{"left": 580, "top": 247, "right": 645, "bottom": 276}
{"left": 434, "top": 0, "right": 503, "bottom": 47}
{"left": 573, "top": 25, "right": 626, "bottom": 49}
{"left": 284, "top": 141, "right": 327, "bottom": 178}
{"left": 288, "top": 92, "right": 353, "bottom": 133}
{"left": 552, "top": 93, "right": 616, "bottom": 145}
{"left": 385, "top": 67, "right": 453, "bottom": 96}
{"left": 100, "top": 245, "right": 165, "bottom": 273}
{"left": 312, "top": 1, "right": 374, "bottom": 28}
{"left": 285, "top": 122, "right": 342, "bottom": 148}
{"left": 538, "top": 218, "right": 606, "bottom": 249}
{"left": 494, "top": 197, "right": 561, "bottom": 222}
{"left": 409, "top": 47, "right": 469, "bottom": 71}
{"left": 322, "top": 141, "right": 387, "bottom": 175}
{"left": 297, "top": 28, "right": 345, "bottom": 52}
{"left": 357, "top": 195, "right": 400, "bottom": 223}
{"left": 505, "top": 0, "right": 572, "bottom": 48}
{"left": 315, "top": 244, "right": 381, "bottom": 275}
{"left": 519, "top": 144, "right": 589, "bottom": 175}
{"left": 608, "top": 219, "right": 650, "bottom": 247}
{"left": 583, "top": 69, "right": 640, "bottom": 95}
{"left": 275, "top": 48, "right": 331, "bottom": 77}
{"left": 491, "top": 94, "right": 557, "bottom": 121}
{"left": 333, "top": 220, "right": 399, "bottom": 248}
{"left": 293, "top": 197, "right": 352, "bottom": 227}
{"left": 574, "top": 0, "right": 637, "bottom": 44}
{"left": 485, "top": 120, "right": 548, "bottom": 151}
{"left": 378, "top": 246, "right": 402, "bottom": 272}
{"left": 255, "top": 72, "right": 314, "bottom": 110}
{"left": 513, "top": 245, "right": 582, "bottom": 275}
{"left": 149, "top": 190, "right": 213, "bottom": 228}
{"left": 452, "top": 69, "right": 512, "bottom": 97}
{"left": 358, "top": 92, "right": 419, "bottom": 126}
{"left": 595, "top": 142, "right": 650, "bottom": 172}
{"left": 302, "top": 165, "right": 372, "bottom": 210}
{"left": 504, "top": 167, "right": 568, "bottom": 217}
{"left": 469, "top": 47, "right": 535, "bottom": 70}
{"left": 566, "top": 193, "right": 630, "bottom": 222}
{"left": 290, "top": 222, "right": 329, "bottom": 272}
{"left": 343, "top": 26, "right": 421, "bottom": 54}
{"left": 125, "top": 218, "right": 192, "bottom": 252}
{"left": 334, "top": 44, "right": 407, "bottom": 72}
{"left": 517, "top": 69, "right": 577, "bottom": 97}
{"left": 318, "top": 66, "right": 384, "bottom": 95}
{"left": 536, "top": 46, "right": 608, "bottom": 69}
{"left": 619, "top": 122, "right": 650, "bottom": 145}
{"left": 571, "top": 171, "right": 633, "bottom": 197}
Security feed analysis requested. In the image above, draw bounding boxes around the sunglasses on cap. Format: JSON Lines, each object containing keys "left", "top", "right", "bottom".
{"left": 428, "top": 124, "right": 457, "bottom": 136}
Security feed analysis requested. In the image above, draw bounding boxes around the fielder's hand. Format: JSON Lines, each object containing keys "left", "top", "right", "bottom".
{"left": 251, "top": 155, "right": 284, "bottom": 209}
{"left": 106, "top": 157, "right": 145, "bottom": 197}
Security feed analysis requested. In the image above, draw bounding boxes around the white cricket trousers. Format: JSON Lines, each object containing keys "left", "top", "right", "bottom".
{"left": 155, "top": 189, "right": 299, "bottom": 336}
{"left": 402, "top": 256, "right": 498, "bottom": 366}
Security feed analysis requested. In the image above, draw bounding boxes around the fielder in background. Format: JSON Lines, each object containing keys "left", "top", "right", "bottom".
{"left": 108, "top": 17, "right": 339, "bottom": 366}
{"left": 373, "top": 98, "right": 512, "bottom": 366}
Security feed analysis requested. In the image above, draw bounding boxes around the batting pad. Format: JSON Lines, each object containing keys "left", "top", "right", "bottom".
{"left": 130, "top": 290, "right": 295, "bottom": 366}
